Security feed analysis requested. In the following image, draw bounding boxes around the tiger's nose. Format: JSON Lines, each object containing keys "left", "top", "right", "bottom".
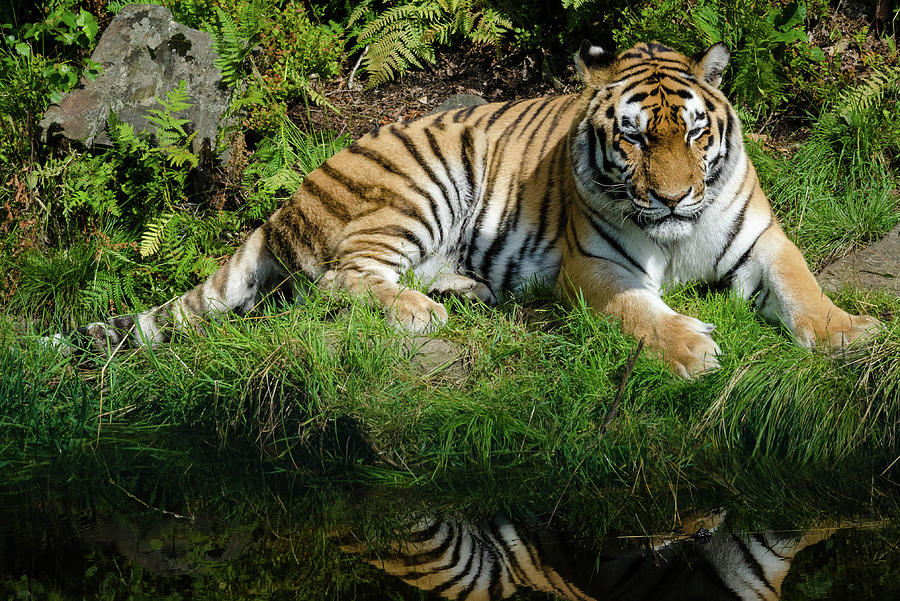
{"left": 649, "top": 187, "right": 693, "bottom": 208}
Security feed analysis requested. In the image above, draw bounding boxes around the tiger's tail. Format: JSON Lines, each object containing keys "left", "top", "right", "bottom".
{"left": 47, "top": 226, "right": 290, "bottom": 356}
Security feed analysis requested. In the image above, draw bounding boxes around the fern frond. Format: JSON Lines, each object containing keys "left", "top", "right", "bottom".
{"left": 160, "top": 79, "right": 192, "bottom": 113}
{"left": 107, "top": 112, "right": 145, "bottom": 154}
{"left": 299, "top": 81, "right": 337, "bottom": 111}
{"left": 247, "top": 117, "right": 350, "bottom": 193}
{"left": 213, "top": 6, "right": 257, "bottom": 87}
{"left": 348, "top": 0, "right": 376, "bottom": 26}
{"left": 237, "top": 0, "right": 267, "bottom": 40}
{"left": 164, "top": 144, "right": 200, "bottom": 169}
{"left": 359, "top": 4, "right": 428, "bottom": 39}
{"left": 140, "top": 212, "right": 174, "bottom": 258}
{"left": 836, "top": 65, "right": 900, "bottom": 118}
{"left": 355, "top": 0, "right": 512, "bottom": 85}
{"left": 427, "top": 20, "right": 454, "bottom": 45}
{"left": 144, "top": 81, "right": 200, "bottom": 169}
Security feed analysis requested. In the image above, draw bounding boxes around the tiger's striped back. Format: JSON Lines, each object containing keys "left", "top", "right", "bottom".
{"left": 60, "top": 93, "right": 586, "bottom": 351}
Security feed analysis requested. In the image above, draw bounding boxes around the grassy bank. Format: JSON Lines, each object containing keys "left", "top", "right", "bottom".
{"left": 3, "top": 278, "right": 898, "bottom": 489}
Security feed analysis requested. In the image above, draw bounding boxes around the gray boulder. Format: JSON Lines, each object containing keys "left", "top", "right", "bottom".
{"left": 39, "top": 4, "right": 231, "bottom": 155}
{"left": 817, "top": 224, "right": 900, "bottom": 296}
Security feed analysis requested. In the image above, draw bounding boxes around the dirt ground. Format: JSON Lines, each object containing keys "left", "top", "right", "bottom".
{"left": 289, "top": 45, "right": 575, "bottom": 140}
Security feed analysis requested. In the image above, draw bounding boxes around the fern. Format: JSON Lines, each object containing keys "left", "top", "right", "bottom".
{"left": 680, "top": 0, "right": 822, "bottom": 111}
{"left": 212, "top": 6, "right": 255, "bottom": 87}
{"left": 106, "top": 113, "right": 144, "bottom": 154}
{"left": 83, "top": 270, "right": 127, "bottom": 316}
{"left": 353, "top": 0, "right": 511, "bottom": 87}
{"left": 140, "top": 211, "right": 174, "bottom": 258}
{"left": 247, "top": 116, "right": 351, "bottom": 194}
{"left": 836, "top": 65, "right": 900, "bottom": 118}
{"left": 145, "top": 80, "right": 199, "bottom": 169}
{"left": 692, "top": 4, "right": 727, "bottom": 45}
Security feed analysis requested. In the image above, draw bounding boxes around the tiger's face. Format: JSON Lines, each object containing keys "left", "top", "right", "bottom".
{"left": 574, "top": 41, "right": 733, "bottom": 242}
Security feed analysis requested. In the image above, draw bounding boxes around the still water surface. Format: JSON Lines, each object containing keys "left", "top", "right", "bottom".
{"left": 2, "top": 475, "right": 897, "bottom": 600}
{"left": 2, "top": 433, "right": 898, "bottom": 600}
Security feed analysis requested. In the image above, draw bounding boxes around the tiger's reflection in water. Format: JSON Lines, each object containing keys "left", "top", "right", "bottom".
{"left": 337, "top": 511, "right": 834, "bottom": 601}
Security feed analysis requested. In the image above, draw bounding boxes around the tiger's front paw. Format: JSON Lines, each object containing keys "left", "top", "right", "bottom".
{"left": 796, "top": 309, "right": 882, "bottom": 351}
{"left": 386, "top": 289, "right": 449, "bottom": 333}
{"left": 659, "top": 314, "right": 722, "bottom": 379}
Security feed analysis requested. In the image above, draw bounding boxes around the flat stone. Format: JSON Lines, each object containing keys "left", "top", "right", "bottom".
{"left": 404, "top": 336, "right": 470, "bottom": 381}
{"left": 428, "top": 94, "right": 487, "bottom": 114}
{"left": 39, "top": 4, "right": 231, "bottom": 155}
{"left": 817, "top": 224, "right": 900, "bottom": 295}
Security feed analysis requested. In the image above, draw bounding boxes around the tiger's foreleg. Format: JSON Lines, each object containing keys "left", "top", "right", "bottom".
{"left": 732, "top": 223, "right": 881, "bottom": 351}
{"left": 558, "top": 253, "right": 722, "bottom": 379}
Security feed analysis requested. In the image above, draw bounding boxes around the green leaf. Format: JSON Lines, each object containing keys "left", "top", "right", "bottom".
{"left": 84, "top": 58, "right": 103, "bottom": 80}
{"left": 779, "top": 2, "right": 807, "bottom": 31}
{"left": 60, "top": 11, "right": 77, "bottom": 29}
{"left": 80, "top": 10, "right": 99, "bottom": 41}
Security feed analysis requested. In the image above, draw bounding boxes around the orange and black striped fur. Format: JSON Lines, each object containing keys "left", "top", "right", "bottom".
{"left": 58, "top": 41, "right": 879, "bottom": 378}
{"left": 336, "top": 511, "right": 837, "bottom": 601}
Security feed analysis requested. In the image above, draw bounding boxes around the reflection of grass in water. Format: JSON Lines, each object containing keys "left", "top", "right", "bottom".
{"left": 1, "top": 281, "right": 898, "bottom": 496}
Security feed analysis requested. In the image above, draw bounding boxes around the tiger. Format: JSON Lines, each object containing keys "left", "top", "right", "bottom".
{"left": 335, "top": 510, "right": 838, "bottom": 601}
{"left": 53, "top": 40, "right": 880, "bottom": 378}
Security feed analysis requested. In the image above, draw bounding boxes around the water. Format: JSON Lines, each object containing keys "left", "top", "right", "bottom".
{"left": 1, "top": 456, "right": 897, "bottom": 600}
{"left": 1, "top": 430, "right": 898, "bottom": 600}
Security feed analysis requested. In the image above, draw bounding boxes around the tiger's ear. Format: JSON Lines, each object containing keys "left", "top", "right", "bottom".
{"left": 574, "top": 40, "right": 616, "bottom": 87}
{"left": 691, "top": 43, "right": 730, "bottom": 88}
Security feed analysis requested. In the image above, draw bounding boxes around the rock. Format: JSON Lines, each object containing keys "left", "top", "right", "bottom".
{"left": 817, "top": 224, "right": 900, "bottom": 295}
{"left": 429, "top": 94, "right": 487, "bottom": 115}
{"left": 39, "top": 4, "right": 231, "bottom": 156}
{"left": 404, "top": 336, "right": 471, "bottom": 381}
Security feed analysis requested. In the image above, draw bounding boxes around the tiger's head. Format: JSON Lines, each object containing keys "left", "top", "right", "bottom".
{"left": 572, "top": 41, "right": 736, "bottom": 242}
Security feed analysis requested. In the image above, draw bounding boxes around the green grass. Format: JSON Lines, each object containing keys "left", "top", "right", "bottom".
{"left": 3, "top": 278, "right": 898, "bottom": 491}
{"left": 747, "top": 93, "right": 900, "bottom": 269}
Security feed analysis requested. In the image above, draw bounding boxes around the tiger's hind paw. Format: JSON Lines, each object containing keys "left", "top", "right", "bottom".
{"left": 386, "top": 289, "right": 449, "bottom": 333}
{"left": 427, "top": 273, "right": 496, "bottom": 304}
{"left": 826, "top": 313, "right": 883, "bottom": 351}
{"left": 795, "top": 309, "right": 883, "bottom": 352}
